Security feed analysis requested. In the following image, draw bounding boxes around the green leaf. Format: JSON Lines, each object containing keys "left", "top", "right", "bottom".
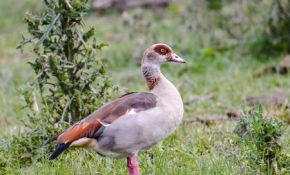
{"left": 94, "top": 42, "right": 109, "bottom": 50}
{"left": 35, "top": 13, "right": 60, "bottom": 48}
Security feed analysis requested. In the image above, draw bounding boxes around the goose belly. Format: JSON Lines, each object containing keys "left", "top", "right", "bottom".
{"left": 94, "top": 108, "right": 183, "bottom": 158}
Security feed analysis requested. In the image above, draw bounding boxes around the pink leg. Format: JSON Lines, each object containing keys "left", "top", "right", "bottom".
{"left": 127, "top": 155, "right": 140, "bottom": 175}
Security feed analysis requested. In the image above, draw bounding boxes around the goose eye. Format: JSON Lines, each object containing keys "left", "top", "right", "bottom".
{"left": 160, "top": 49, "right": 166, "bottom": 53}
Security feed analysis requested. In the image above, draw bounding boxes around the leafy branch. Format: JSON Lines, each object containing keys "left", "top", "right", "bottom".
{"left": 19, "top": 0, "right": 111, "bottom": 123}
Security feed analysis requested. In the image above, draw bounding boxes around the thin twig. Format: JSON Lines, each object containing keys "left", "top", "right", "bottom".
{"left": 183, "top": 114, "right": 240, "bottom": 125}
{"left": 65, "top": 0, "right": 73, "bottom": 9}
{"left": 60, "top": 97, "right": 74, "bottom": 122}
{"left": 184, "top": 92, "right": 216, "bottom": 105}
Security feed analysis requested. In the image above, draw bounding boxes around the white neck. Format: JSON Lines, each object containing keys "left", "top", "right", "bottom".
{"left": 141, "top": 63, "right": 182, "bottom": 107}
{"left": 141, "top": 61, "right": 184, "bottom": 129}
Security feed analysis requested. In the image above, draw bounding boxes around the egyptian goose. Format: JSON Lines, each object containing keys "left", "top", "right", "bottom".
{"left": 48, "top": 43, "right": 186, "bottom": 175}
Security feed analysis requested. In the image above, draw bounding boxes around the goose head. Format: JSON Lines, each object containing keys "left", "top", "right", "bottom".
{"left": 142, "top": 43, "right": 186, "bottom": 66}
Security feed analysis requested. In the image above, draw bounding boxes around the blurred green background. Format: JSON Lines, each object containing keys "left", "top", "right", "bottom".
{"left": 0, "top": 0, "right": 289, "bottom": 174}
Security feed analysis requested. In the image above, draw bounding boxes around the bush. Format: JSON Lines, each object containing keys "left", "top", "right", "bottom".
{"left": 1, "top": 0, "right": 113, "bottom": 172}
{"left": 234, "top": 108, "right": 287, "bottom": 174}
{"left": 19, "top": 0, "right": 111, "bottom": 122}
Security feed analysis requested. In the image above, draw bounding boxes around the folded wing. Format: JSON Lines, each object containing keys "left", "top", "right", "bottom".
{"left": 49, "top": 92, "right": 157, "bottom": 160}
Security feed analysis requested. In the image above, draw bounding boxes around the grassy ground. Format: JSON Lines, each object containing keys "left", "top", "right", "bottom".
{"left": 0, "top": 0, "right": 289, "bottom": 174}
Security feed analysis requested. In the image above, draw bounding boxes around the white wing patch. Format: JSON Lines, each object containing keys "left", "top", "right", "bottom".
{"left": 70, "top": 138, "right": 96, "bottom": 147}
{"left": 127, "top": 108, "right": 137, "bottom": 115}
{"left": 71, "top": 138, "right": 89, "bottom": 146}
{"left": 97, "top": 119, "right": 110, "bottom": 126}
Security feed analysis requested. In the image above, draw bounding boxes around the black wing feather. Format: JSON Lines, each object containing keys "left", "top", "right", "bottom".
{"left": 49, "top": 143, "right": 71, "bottom": 160}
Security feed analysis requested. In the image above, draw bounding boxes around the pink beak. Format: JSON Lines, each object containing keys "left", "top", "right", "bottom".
{"left": 169, "top": 53, "right": 186, "bottom": 63}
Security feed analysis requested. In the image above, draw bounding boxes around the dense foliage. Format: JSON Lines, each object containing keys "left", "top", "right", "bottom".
{"left": 19, "top": 0, "right": 111, "bottom": 122}
{"left": 235, "top": 108, "right": 288, "bottom": 174}
{"left": 1, "top": 0, "right": 112, "bottom": 172}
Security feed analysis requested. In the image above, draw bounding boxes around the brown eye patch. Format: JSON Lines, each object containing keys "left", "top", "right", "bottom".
{"left": 153, "top": 44, "right": 171, "bottom": 55}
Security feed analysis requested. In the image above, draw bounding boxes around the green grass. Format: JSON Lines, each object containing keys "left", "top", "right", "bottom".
{"left": 0, "top": 0, "right": 289, "bottom": 174}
